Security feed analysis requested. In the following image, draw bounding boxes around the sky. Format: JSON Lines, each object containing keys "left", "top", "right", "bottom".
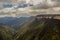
{"left": 0, "top": 0, "right": 60, "bottom": 6}
{"left": 0, "top": 0, "right": 43, "bottom": 4}
{"left": 0, "top": 0, "right": 60, "bottom": 17}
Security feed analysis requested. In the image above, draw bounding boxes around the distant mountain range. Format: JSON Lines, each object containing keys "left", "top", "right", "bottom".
{"left": 0, "top": 16, "right": 35, "bottom": 29}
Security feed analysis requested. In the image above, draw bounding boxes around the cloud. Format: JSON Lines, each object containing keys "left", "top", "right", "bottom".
{"left": 0, "top": 0, "right": 60, "bottom": 18}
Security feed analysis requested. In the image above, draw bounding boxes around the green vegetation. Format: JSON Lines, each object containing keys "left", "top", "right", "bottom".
{"left": 0, "top": 25, "right": 16, "bottom": 40}
{"left": 0, "top": 18, "right": 60, "bottom": 40}
{"left": 16, "top": 19, "right": 60, "bottom": 40}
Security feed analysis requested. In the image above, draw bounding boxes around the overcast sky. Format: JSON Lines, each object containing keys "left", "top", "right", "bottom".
{"left": 0, "top": 0, "right": 43, "bottom": 4}
{"left": 0, "top": 0, "right": 60, "bottom": 17}
{"left": 0, "top": 0, "right": 60, "bottom": 5}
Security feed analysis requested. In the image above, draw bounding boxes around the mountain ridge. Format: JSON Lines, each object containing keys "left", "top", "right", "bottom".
{"left": 15, "top": 18, "right": 60, "bottom": 40}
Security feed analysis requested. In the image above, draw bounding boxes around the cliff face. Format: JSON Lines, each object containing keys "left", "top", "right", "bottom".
{"left": 35, "top": 15, "right": 60, "bottom": 20}
{"left": 15, "top": 17, "right": 60, "bottom": 40}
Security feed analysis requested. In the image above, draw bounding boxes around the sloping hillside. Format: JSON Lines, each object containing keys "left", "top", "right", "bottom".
{"left": 15, "top": 18, "right": 60, "bottom": 40}
{"left": 0, "top": 24, "right": 16, "bottom": 40}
